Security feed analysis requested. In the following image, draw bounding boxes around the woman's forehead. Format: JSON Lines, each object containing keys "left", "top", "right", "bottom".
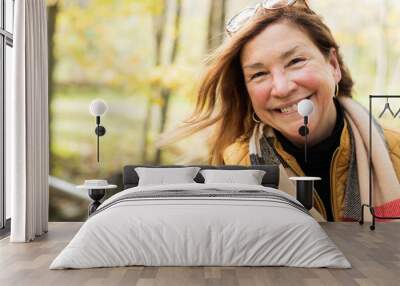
{"left": 240, "top": 21, "right": 316, "bottom": 65}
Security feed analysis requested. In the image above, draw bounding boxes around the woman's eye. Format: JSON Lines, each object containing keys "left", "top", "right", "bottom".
{"left": 287, "top": 58, "right": 306, "bottom": 66}
{"left": 250, "top": 71, "right": 268, "bottom": 80}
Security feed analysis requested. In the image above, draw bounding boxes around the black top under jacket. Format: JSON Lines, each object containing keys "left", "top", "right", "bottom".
{"left": 275, "top": 99, "right": 344, "bottom": 221}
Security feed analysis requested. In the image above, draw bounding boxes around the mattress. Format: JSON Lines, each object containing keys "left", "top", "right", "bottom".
{"left": 50, "top": 183, "right": 351, "bottom": 269}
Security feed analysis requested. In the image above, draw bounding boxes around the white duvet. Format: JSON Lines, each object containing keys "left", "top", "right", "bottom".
{"left": 50, "top": 183, "right": 351, "bottom": 269}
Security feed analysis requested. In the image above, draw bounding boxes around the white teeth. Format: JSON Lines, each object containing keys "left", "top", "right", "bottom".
{"left": 280, "top": 103, "right": 297, "bottom": 113}
{"left": 278, "top": 94, "right": 314, "bottom": 113}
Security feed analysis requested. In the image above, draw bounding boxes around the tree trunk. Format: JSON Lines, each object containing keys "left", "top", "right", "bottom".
{"left": 207, "top": 0, "right": 227, "bottom": 52}
{"left": 153, "top": 0, "right": 182, "bottom": 164}
{"left": 47, "top": 0, "right": 59, "bottom": 173}
{"left": 374, "top": 0, "right": 388, "bottom": 94}
{"left": 141, "top": 0, "right": 167, "bottom": 164}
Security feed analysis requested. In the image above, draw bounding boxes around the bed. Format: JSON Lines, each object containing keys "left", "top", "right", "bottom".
{"left": 50, "top": 165, "right": 350, "bottom": 269}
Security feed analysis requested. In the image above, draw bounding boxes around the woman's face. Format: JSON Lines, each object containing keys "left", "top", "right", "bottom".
{"left": 240, "top": 21, "right": 342, "bottom": 146}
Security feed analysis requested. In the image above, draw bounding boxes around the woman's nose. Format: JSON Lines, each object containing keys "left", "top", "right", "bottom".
{"left": 270, "top": 71, "right": 294, "bottom": 98}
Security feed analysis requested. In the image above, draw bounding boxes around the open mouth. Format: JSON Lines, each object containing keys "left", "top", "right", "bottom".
{"left": 274, "top": 93, "right": 314, "bottom": 114}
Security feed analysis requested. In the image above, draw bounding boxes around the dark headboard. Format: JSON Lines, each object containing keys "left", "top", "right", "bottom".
{"left": 123, "top": 165, "right": 279, "bottom": 189}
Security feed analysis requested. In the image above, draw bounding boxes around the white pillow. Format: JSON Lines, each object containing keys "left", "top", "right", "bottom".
{"left": 200, "top": 169, "right": 266, "bottom": 185}
{"left": 135, "top": 167, "right": 200, "bottom": 186}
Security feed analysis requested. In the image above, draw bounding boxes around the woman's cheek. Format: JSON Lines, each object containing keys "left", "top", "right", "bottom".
{"left": 248, "top": 83, "right": 270, "bottom": 108}
{"left": 294, "top": 68, "right": 321, "bottom": 88}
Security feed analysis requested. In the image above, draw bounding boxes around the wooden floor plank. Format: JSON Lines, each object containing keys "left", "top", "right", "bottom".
{"left": 0, "top": 222, "right": 399, "bottom": 286}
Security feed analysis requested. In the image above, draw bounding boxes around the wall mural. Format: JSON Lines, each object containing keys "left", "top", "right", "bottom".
{"left": 47, "top": 0, "right": 400, "bottom": 221}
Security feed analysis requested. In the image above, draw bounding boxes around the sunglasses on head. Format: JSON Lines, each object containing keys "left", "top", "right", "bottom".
{"left": 226, "top": 0, "right": 311, "bottom": 36}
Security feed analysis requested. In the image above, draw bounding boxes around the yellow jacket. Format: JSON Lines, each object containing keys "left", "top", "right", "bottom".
{"left": 222, "top": 120, "right": 400, "bottom": 221}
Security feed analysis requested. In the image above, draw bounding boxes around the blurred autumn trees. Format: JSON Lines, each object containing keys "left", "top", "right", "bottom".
{"left": 47, "top": 0, "right": 400, "bottom": 180}
{"left": 207, "top": 0, "right": 227, "bottom": 51}
{"left": 47, "top": 0, "right": 229, "bottom": 174}
{"left": 47, "top": 0, "right": 400, "bottom": 220}
{"left": 149, "top": 0, "right": 182, "bottom": 164}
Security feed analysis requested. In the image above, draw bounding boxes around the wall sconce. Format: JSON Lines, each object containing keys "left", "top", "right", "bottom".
{"left": 89, "top": 99, "right": 108, "bottom": 162}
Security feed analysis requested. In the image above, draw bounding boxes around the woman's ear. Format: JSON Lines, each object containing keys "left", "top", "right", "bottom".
{"left": 328, "top": 48, "right": 342, "bottom": 83}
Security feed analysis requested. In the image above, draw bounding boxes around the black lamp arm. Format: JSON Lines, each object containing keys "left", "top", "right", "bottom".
{"left": 304, "top": 116, "right": 308, "bottom": 164}
{"left": 298, "top": 116, "right": 309, "bottom": 164}
{"left": 94, "top": 116, "right": 106, "bottom": 162}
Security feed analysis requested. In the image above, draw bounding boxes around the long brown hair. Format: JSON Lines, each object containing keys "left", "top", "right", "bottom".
{"left": 158, "top": 6, "right": 354, "bottom": 165}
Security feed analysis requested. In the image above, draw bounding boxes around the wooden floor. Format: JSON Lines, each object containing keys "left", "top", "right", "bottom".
{"left": 0, "top": 222, "right": 399, "bottom": 286}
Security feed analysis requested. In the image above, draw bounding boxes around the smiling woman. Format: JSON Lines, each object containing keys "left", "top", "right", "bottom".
{"left": 158, "top": 0, "right": 400, "bottom": 223}
{"left": 241, "top": 24, "right": 341, "bottom": 147}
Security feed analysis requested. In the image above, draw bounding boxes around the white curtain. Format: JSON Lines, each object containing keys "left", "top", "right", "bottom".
{"left": 8, "top": 0, "right": 49, "bottom": 242}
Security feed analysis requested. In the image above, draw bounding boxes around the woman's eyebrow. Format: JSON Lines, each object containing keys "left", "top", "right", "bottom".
{"left": 243, "top": 62, "right": 265, "bottom": 70}
{"left": 280, "top": 45, "right": 302, "bottom": 60}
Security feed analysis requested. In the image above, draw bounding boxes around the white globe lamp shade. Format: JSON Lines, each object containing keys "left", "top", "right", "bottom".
{"left": 297, "top": 99, "right": 314, "bottom": 117}
{"left": 89, "top": 99, "right": 108, "bottom": 116}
